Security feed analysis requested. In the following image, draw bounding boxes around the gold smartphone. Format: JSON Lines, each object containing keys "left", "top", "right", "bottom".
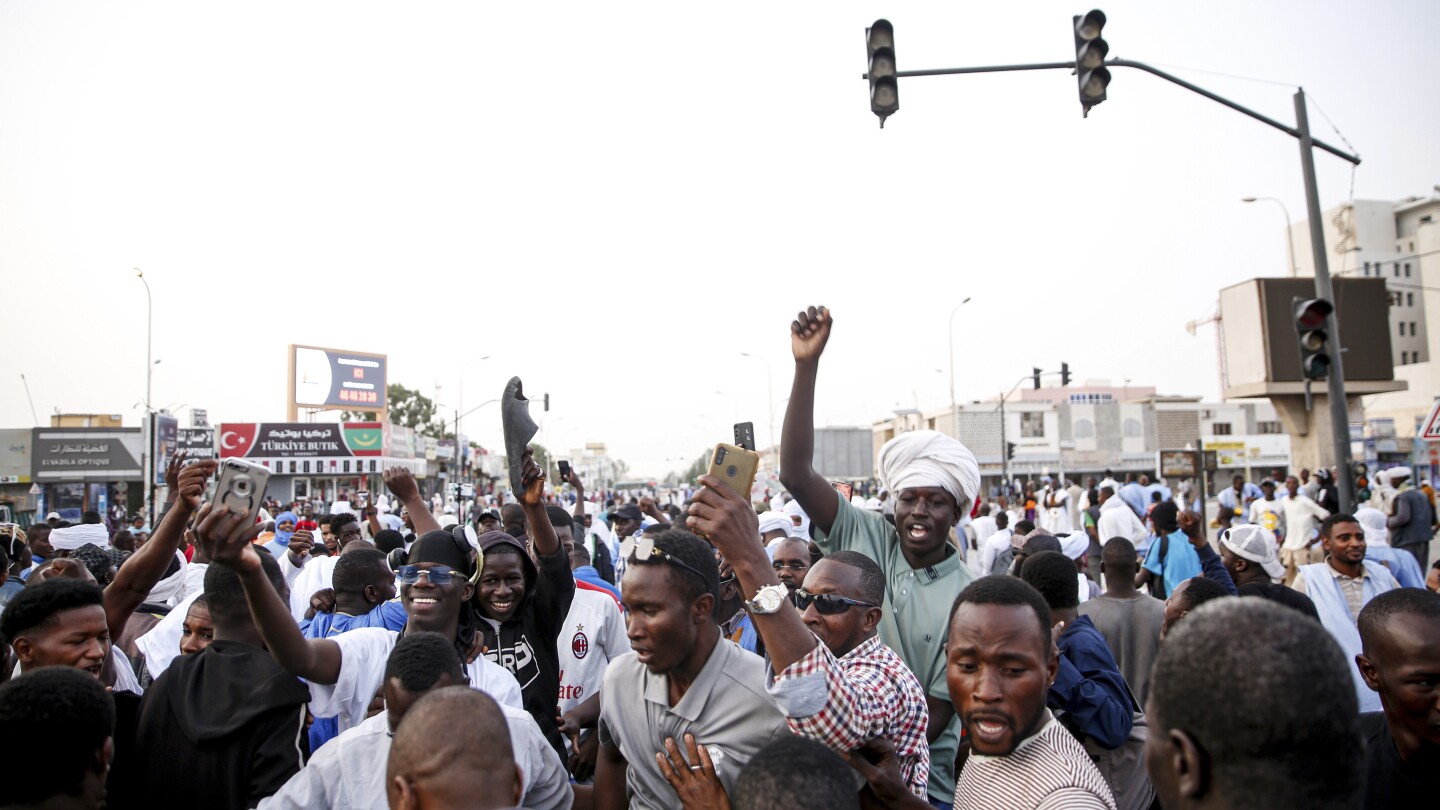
{"left": 706, "top": 443, "right": 760, "bottom": 501}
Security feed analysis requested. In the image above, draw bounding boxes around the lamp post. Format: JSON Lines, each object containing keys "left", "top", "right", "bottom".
{"left": 456, "top": 355, "right": 492, "bottom": 482}
{"left": 739, "top": 352, "right": 775, "bottom": 452}
{"left": 948, "top": 296, "right": 974, "bottom": 442}
{"left": 135, "top": 269, "right": 154, "bottom": 524}
{"left": 1242, "top": 197, "right": 1298, "bottom": 277}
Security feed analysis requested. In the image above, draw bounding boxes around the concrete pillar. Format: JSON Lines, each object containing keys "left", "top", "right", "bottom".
{"left": 1270, "top": 394, "right": 1362, "bottom": 473}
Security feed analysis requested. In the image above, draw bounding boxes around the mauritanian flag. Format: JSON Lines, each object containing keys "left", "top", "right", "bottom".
{"left": 344, "top": 423, "right": 383, "bottom": 456}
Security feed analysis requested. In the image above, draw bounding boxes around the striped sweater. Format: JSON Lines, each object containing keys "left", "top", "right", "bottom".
{"left": 954, "top": 711, "right": 1117, "bottom": 810}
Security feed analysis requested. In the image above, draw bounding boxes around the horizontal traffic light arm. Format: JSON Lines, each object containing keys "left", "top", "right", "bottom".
{"left": 861, "top": 57, "right": 1361, "bottom": 166}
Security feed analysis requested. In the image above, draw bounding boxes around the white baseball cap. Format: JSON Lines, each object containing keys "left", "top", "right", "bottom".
{"left": 1219, "top": 524, "right": 1285, "bottom": 581}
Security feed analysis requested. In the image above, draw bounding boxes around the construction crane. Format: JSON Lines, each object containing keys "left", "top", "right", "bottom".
{"left": 1186, "top": 307, "right": 1228, "bottom": 396}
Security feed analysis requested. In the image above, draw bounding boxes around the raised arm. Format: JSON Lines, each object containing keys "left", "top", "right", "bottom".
{"left": 197, "top": 503, "right": 344, "bottom": 683}
{"left": 518, "top": 449, "right": 562, "bottom": 557}
{"left": 385, "top": 467, "right": 441, "bottom": 535}
{"left": 689, "top": 474, "right": 817, "bottom": 672}
{"left": 104, "top": 456, "right": 216, "bottom": 639}
{"left": 778, "top": 306, "right": 840, "bottom": 534}
{"left": 568, "top": 469, "right": 587, "bottom": 523}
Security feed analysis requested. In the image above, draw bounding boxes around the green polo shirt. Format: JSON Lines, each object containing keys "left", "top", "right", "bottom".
{"left": 813, "top": 490, "right": 975, "bottom": 804}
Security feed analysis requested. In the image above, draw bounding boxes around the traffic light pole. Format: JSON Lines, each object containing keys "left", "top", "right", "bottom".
{"left": 868, "top": 57, "right": 1362, "bottom": 508}
{"left": 1295, "top": 88, "right": 1355, "bottom": 512}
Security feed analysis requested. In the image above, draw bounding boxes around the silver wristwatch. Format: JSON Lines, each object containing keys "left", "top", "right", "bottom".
{"left": 745, "top": 584, "right": 788, "bottom": 614}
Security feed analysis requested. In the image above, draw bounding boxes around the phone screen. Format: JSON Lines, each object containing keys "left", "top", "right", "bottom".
{"left": 833, "top": 482, "right": 853, "bottom": 501}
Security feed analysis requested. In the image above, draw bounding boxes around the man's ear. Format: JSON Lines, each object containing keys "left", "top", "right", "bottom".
{"left": 94, "top": 736, "right": 114, "bottom": 774}
{"left": 392, "top": 776, "right": 417, "bottom": 810}
{"left": 12, "top": 636, "right": 34, "bottom": 665}
{"left": 862, "top": 606, "right": 882, "bottom": 635}
{"left": 1170, "top": 728, "right": 1209, "bottom": 799}
{"left": 694, "top": 593, "right": 715, "bottom": 624}
{"left": 1356, "top": 653, "right": 1383, "bottom": 692}
{"left": 512, "top": 763, "right": 525, "bottom": 806}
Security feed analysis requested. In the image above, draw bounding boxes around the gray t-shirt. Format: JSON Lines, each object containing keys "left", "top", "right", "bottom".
{"left": 1076, "top": 594, "right": 1164, "bottom": 705}
{"left": 598, "top": 634, "right": 788, "bottom": 809}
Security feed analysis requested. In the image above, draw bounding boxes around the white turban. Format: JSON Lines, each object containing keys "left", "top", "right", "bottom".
{"left": 758, "top": 511, "right": 793, "bottom": 537}
{"left": 50, "top": 522, "right": 111, "bottom": 551}
{"left": 1061, "top": 530, "right": 1089, "bottom": 561}
{"left": 147, "top": 550, "right": 190, "bottom": 607}
{"left": 783, "top": 498, "right": 810, "bottom": 540}
{"left": 877, "top": 430, "right": 980, "bottom": 512}
{"left": 1387, "top": 466, "right": 1412, "bottom": 481}
{"left": 1354, "top": 506, "right": 1390, "bottom": 546}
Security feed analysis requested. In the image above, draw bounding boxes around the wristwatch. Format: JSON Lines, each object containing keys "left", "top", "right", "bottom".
{"left": 745, "top": 584, "right": 788, "bottom": 614}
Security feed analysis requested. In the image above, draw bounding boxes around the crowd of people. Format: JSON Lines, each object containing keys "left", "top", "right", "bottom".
{"left": 1, "top": 305, "right": 1438, "bottom": 809}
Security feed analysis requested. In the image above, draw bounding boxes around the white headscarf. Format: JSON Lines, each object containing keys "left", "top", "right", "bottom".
{"left": 147, "top": 550, "right": 190, "bottom": 607}
{"left": 877, "top": 430, "right": 980, "bottom": 513}
{"left": 758, "top": 511, "right": 794, "bottom": 538}
{"left": 1354, "top": 506, "right": 1390, "bottom": 546}
{"left": 49, "top": 523, "right": 111, "bottom": 551}
{"left": 1060, "top": 530, "right": 1089, "bottom": 561}
{"left": 783, "top": 498, "right": 811, "bottom": 540}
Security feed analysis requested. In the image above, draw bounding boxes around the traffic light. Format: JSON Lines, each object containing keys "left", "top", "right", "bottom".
{"left": 1061, "top": 362, "right": 1072, "bottom": 386}
{"left": 866, "top": 20, "right": 899, "bottom": 127}
{"left": 1033, "top": 368, "right": 1043, "bottom": 390}
{"left": 1006, "top": 442, "right": 1018, "bottom": 461}
{"left": 1294, "top": 298, "right": 1334, "bottom": 380}
{"left": 1072, "top": 9, "right": 1110, "bottom": 116}
{"left": 543, "top": 393, "right": 550, "bottom": 412}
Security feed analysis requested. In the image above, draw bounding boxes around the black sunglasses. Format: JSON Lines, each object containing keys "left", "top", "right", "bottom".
{"left": 790, "top": 588, "right": 877, "bottom": 615}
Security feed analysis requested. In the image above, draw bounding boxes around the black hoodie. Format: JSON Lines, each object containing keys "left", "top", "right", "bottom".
{"left": 476, "top": 530, "right": 576, "bottom": 760}
{"left": 135, "top": 640, "right": 311, "bottom": 810}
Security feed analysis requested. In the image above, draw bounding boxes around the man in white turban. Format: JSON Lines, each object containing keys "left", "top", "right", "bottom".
{"left": 777, "top": 304, "right": 978, "bottom": 807}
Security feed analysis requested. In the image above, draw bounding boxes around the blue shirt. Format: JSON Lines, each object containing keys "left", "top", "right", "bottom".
{"left": 1142, "top": 530, "right": 1204, "bottom": 598}
{"left": 574, "top": 566, "right": 620, "bottom": 601}
{"left": 1050, "top": 615, "right": 1135, "bottom": 750}
{"left": 1117, "top": 483, "right": 1148, "bottom": 517}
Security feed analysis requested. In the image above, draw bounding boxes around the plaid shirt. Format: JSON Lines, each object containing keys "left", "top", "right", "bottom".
{"left": 769, "top": 634, "right": 931, "bottom": 798}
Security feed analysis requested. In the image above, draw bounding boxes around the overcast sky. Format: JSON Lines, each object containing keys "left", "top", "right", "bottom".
{"left": 3, "top": 1, "right": 1437, "bottom": 478}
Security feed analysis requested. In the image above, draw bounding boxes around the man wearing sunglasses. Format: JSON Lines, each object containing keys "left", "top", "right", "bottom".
{"left": 781, "top": 305, "right": 979, "bottom": 808}
{"left": 690, "top": 473, "right": 932, "bottom": 801}
{"left": 200, "top": 467, "right": 523, "bottom": 740}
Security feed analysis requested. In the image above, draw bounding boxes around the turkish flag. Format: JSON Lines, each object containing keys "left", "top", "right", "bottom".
{"left": 219, "top": 424, "right": 258, "bottom": 457}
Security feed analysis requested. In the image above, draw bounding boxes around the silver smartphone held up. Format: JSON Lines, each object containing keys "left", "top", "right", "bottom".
{"left": 213, "top": 459, "right": 271, "bottom": 524}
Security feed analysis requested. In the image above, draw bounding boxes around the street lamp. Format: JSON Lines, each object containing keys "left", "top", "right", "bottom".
{"left": 456, "top": 355, "right": 492, "bottom": 477}
{"left": 1242, "top": 197, "right": 1298, "bottom": 277}
{"left": 948, "top": 296, "right": 974, "bottom": 442}
{"left": 134, "top": 268, "right": 154, "bottom": 525}
{"left": 739, "top": 352, "right": 775, "bottom": 451}
{"left": 135, "top": 269, "right": 152, "bottom": 411}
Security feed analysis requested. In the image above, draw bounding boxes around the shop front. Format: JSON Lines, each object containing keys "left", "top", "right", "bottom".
{"left": 30, "top": 427, "right": 143, "bottom": 523}
{"left": 219, "top": 421, "right": 416, "bottom": 512}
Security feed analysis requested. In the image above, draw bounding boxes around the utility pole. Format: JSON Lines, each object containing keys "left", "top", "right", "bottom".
{"left": 1295, "top": 88, "right": 1355, "bottom": 512}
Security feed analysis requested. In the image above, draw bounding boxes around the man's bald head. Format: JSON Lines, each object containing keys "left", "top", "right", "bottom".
{"left": 387, "top": 687, "right": 521, "bottom": 810}
{"left": 1101, "top": 537, "right": 1138, "bottom": 574}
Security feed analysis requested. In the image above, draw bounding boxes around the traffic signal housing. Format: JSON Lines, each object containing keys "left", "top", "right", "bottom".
{"left": 866, "top": 20, "right": 898, "bottom": 127}
{"left": 543, "top": 393, "right": 550, "bottom": 412}
{"left": 1033, "top": 367, "right": 1043, "bottom": 390}
{"left": 1061, "top": 362, "right": 1072, "bottom": 386}
{"left": 1072, "top": 9, "right": 1110, "bottom": 116}
{"left": 1294, "top": 298, "right": 1334, "bottom": 380}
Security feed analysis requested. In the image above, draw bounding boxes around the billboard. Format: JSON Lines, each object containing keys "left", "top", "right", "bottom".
{"left": 31, "top": 428, "right": 143, "bottom": 480}
{"left": 219, "top": 422, "right": 385, "bottom": 459}
{"left": 152, "top": 413, "right": 178, "bottom": 486}
{"left": 177, "top": 428, "right": 216, "bottom": 461}
{"left": 289, "top": 345, "right": 388, "bottom": 410}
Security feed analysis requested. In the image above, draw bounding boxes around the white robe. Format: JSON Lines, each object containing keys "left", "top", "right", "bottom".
{"left": 258, "top": 701, "right": 573, "bottom": 810}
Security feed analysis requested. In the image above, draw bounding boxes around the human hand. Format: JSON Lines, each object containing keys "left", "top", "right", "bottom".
{"left": 564, "top": 468, "right": 583, "bottom": 491}
{"left": 846, "top": 737, "right": 909, "bottom": 806}
{"left": 570, "top": 728, "right": 599, "bottom": 782}
{"left": 195, "top": 503, "right": 263, "bottom": 574}
{"left": 657, "top": 734, "right": 730, "bottom": 810}
{"left": 520, "top": 449, "right": 545, "bottom": 507}
{"left": 287, "top": 529, "right": 315, "bottom": 564}
{"left": 791, "top": 305, "right": 833, "bottom": 364}
{"left": 309, "top": 588, "right": 337, "bottom": 615}
{"left": 175, "top": 459, "right": 218, "bottom": 510}
{"left": 1051, "top": 621, "right": 1065, "bottom": 663}
{"left": 688, "top": 474, "right": 761, "bottom": 553}
{"left": 1178, "top": 510, "right": 1207, "bottom": 548}
{"left": 165, "top": 450, "right": 187, "bottom": 492}
{"left": 384, "top": 467, "right": 421, "bottom": 503}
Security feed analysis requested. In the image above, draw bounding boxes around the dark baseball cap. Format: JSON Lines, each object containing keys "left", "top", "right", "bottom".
{"left": 611, "top": 504, "right": 643, "bottom": 522}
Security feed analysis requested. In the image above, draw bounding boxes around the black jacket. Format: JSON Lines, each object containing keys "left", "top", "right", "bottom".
{"left": 477, "top": 532, "right": 576, "bottom": 760}
{"left": 135, "top": 640, "right": 311, "bottom": 810}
